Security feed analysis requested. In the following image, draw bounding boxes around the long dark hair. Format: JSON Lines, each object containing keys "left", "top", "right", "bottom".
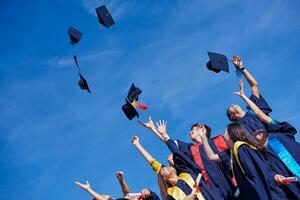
{"left": 157, "top": 173, "right": 171, "bottom": 200}
{"left": 227, "top": 122, "right": 264, "bottom": 151}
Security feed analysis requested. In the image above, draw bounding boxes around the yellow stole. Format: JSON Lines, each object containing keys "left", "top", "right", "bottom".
{"left": 231, "top": 141, "right": 257, "bottom": 175}
{"left": 167, "top": 173, "right": 205, "bottom": 200}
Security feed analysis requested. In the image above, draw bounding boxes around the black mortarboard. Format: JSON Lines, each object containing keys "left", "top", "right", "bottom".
{"left": 206, "top": 52, "right": 229, "bottom": 73}
{"left": 78, "top": 73, "right": 91, "bottom": 93}
{"left": 95, "top": 5, "right": 115, "bottom": 28}
{"left": 122, "top": 83, "right": 143, "bottom": 120}
{"left": 73, "top": 56, "right": 91, "bottom": 93}
{"left": 127, "top": 83, "right": 142, "bottom": 103}
{"left": 68, "top": 27, "right": 82, "bottom": 45}
{"left": 122, "top": 100, "right": 139, "bottom": 120}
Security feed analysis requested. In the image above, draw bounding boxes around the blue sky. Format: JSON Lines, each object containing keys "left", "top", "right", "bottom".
{"left": 1, "top": 0, "right": 300, "bottom": 199}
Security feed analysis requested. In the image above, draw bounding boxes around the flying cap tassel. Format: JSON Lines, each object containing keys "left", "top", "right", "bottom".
{"left": 73, "top": 55, "right": 81, "bottom": 72}
{"left": 136, "top": 102, "right": 148, "bottom": 110}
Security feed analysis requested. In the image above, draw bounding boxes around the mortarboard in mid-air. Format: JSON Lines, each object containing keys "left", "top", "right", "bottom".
{"left": 122, "top": 83, "right": 148, "bottom": 120}
{"left": 68, "top": 27, "right": 82, "bottom": 45}
{"left": 73, "top": 55, "right": 91, "bottom": 93}
{"left": 95, "top": 5, "right": 115, "bottom": 28}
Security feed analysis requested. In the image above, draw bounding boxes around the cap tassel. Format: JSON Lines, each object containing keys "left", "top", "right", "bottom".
{"left": 137, "top": 102, "right": 148, "bottom": 110}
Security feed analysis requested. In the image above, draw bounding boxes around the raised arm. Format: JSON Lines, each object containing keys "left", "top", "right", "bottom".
{"left": 197, "top": 125, "right": 222, "bottom": 162}
{"left": 138, "top": 117, "right": 166, "bottom": 143}
{"left": 115, "top": 171, "right": 131, "bottom": 196}
{"left": 132, "top": 136, "right": 155, "bottom": 163}
{"left": 155, "top": 121, "right": 201, "bottom": 175}
{"left": 75, "top": 181, "right": 113, "bottom": 200}
{"left": 234, "top": 80, "right": 272, "bottom": 124}
{"left": 132, "top": 136, "right": 163, "bottom": 174}
{"left": 233, "top": 55, "right": 259, "bottom": 98}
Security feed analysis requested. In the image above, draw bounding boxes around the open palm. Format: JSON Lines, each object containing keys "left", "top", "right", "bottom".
{"left": 233, "top": 79, "right": 245, "bottom": 97}
{"left": 138, "top": 117, "right": 154, "bottom": 129}
{"left": 155, "top": 120, "right": 168, "bottom": 136}
{"left": 75, "top": 181, "right": 91, "bottom": 191}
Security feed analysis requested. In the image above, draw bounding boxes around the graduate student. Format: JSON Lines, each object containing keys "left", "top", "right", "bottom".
{"left": 225, "top": 123, "right": 290, "bottom": 200}
{"left": 197, "top": 121, "right": 300, "bottom": 199}
{"left": 225, "top": 123, "right": 291, "bottom": 199}
{"left": 139, "top": 118, "right": 235, "bottom": 199}
{"left": 232, "top": 80, "right": 300, "bottom": 197}
{"left": 226, "top": 55, "right": 271, "bottom": 133}
{"left": 132, "top": 135, "right": 218, "bottom": 200}
{"left": 234, "top": 79, "right": 300, "bottom": 169}
{"left": 75, "top": 173, "right": 159, "bottom": 200}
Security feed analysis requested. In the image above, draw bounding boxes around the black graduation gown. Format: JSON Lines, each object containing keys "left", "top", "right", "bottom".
{"left": 241, "top": 95, "right": 300, "bottom": 197}
{"left": 265, "top": 147, "right": 300, "bottom": 199}
{"left": 232, "top": 144, "right": 289, "bottom": 200}
{"left": 166, "top": 139, "right": 228, "bottom": 200}
{"left": 175, "top": 139, "right": 234, "bottom": 199}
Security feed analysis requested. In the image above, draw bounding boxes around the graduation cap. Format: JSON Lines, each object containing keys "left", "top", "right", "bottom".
{"left": 73, "top": 55, "right": 91, "bottom": 93}
{"left": 206, "top": 52, "right": 229, "bottom": 73}
{"left": 122, "top": 83, "right": 148, "bottom": 120}
{"left": 68, "top": 27, "right": 82, "bottom": 45}
{"left": 95, "top": 5, "right": 115, "bottom": 28}
{"left": 127, "top": 83, "right": 142, "bottom": 103}
{"left": 78, "top": 73, "right": 91, "bottom": 93}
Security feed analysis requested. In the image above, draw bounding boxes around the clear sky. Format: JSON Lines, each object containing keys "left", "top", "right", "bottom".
{"left": 1, "top": 0, "right": 300, "bottom": 199}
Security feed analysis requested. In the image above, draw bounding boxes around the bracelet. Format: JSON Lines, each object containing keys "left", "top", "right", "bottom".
{"left": 240, "top": 66, "right": 245, "bottom": 71}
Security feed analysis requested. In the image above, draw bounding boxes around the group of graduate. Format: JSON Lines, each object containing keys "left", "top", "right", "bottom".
{"left": 75, "top": 56, "right": 300, "bottom": 200}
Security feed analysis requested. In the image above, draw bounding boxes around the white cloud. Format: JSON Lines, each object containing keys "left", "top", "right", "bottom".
{"left": 44, "top": 49, "right": 121, "bottom": 68}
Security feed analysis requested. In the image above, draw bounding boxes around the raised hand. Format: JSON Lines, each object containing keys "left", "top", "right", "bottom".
{"left": 131, "top": 136, "right": 140, "bottom": 145}
{"left": 75, "top": 180, "right": 91, "bottom": 191}
{"left": 232, "top": 55, "right": 244, "bottom": 69}
{"left": 155, "top": 120, "right": 169, "bottom": 141}
{"left": 233, "top": 79, "right": 245, "bottom": 97}
{"left": 115, "top": 171, "right": 124, "bottom": 180}
{"left": 138, "top": 116, "right": 155, "bottom": 130}
{"left": 155, "top": 120, "right": 167, "bottom": 135}
{"left": 196, "top": 124, "right": 207, "bottom": 141}
{"left": 274, "top": 174, "right": 286, "bottom": 185}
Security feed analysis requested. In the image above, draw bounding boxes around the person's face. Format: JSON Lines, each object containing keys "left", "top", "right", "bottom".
{"left": 228, "top": 104, "right": 243, "bottom": 121}
{"left": 189, "top": 126, "right": 202, "bottom": 143}
{"left": 224, "top": 129, "right": 233, "bottom": 148}
{"left": 160, "top": 166, "right": 176, "bottom": 181}
{"left": 167, "top": 154, "right": 174, "bottom": 166}
{"left": 255, "top": 132, "right": 268, "bottom": 146}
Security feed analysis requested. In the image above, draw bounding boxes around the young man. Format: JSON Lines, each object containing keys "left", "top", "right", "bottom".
{"left": 139, "top": 118, "right": 235, "bottom": 199}
{"left": 226, "top": 55, "right": 272, "bottom": 134}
